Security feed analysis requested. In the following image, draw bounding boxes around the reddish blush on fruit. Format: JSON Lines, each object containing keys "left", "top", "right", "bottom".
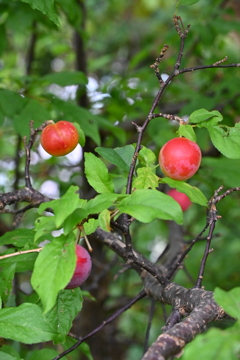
{"left": 167, "top": 189, "right": 191, "bottom": 212}
{"left": 159, "top": 137, "right": 201, "bottom": 181}
{"left": 40, "top": 121, "right": 79, "bottom": 156}
{"left": 65, "top": 244, "right": 92, "bottom": 289}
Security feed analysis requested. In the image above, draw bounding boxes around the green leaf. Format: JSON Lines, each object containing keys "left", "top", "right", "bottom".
{"left": 73, "top": 122, "right": 86, "bottom": 147}
{"left": 27, "top": 348, "right": 67, "bottom": 360}
{"left": 0, "top": 228, "right": 35, "bottom": 247}
{"left": 0, "top": 109, "right": 4, "bottom": 126}
{"left": 0, "top": 89, "right": 25, "bottom": 118}
{"left": 40, "top": 71, "right": 87, "bottom": 86}
{"left": 98, "top": 209, "right": 111, "bottom": 232}
{"left": 132, "top": 167, "right": 159, "bottom": 189}
{"left": 95, "top": 145, "right": 135, "bottom": 172}
{"left": 84, "top": 153, "right": 114, "bottom": 193}
{"left": 189, "top": 109, "right": 223, "bottom": 125}
{"left": 207, "top": 125, "right": 240, "bottom": 159}
{"left": 31, "top": 234, "right": 76, "bottom": 313}
{"left": 83, "top": 219, "right": 99, "bottom": 235}
{"left": 55, "top": 202, "right": 87, "bottom": 230}
{"left": 36, "top": 186, "right": 89, "bottom": 236}
{"left": 0, "top": 303, "right": 56, "bottom": 344}
{"left": 0, "top": 352, "right": 22, "bottom": 360}
{"left": 177, "top": 0, "right": 201, "bottom": 6}
{"left": 97, "top": 116, "right": 126, "bottom": 143}
{"left": 214, "top": 287, "right": 240, "bottom": 320}
{"left": 182, "top": 326, "right": 240, "bottom": 360}
{"left": 0, "top": 264, "right": 16, "bottom": 303}
{"left": 20, "top": 0, "right": 59, "bottom": 25}
{"left": 177, "top": 124, "right": 196, "bottom": 142}
{"left": 63, "top": 208, "right": 88, "bottom": 235}
{"left": 85, "top": 193, "right": 119, "bottom": 214}
{"left": 201, "top": 157, "right": 240, "bottom": 188}
{"left": 52, "top": 99, "right": 100, "bottom": 145}
{"left": 34, "top": 216, "right": 56, "bottom": 242}
{"left": 118, "top": 189, "right": 183, "bottom": 224}
{"left": 44, "top": 288, "right": 83, "bottom": 344}
{"left": 13, "top": 99, "right": 51, "bottom": 138}
{"left": 38, "top": 186, "right": 87, "bottom": 229}
{"left": 54, "top": 0, "right": 82, "bottom": 27}
{"left": 0, "top": 251, "right": 37, "bottom": 272}
{"left": 0, "top": 345, "right": 23, "bottom": 360}
{"left": 138, "top": 146, "right": 156, "bottom": 168}
{"left": 77, "top": 341, "right": 94, "bottom": 360}
{"left": 160, "top": 178, "right": 208, "bottom": 206}
{"left": 0, "top": 24, "right": 7, "bottom": 56}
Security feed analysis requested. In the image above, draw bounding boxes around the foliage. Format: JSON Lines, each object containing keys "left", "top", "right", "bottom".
{"left": 0, "top": 0, "right": 240, "bottom": 359}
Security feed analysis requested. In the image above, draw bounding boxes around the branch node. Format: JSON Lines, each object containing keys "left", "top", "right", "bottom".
{"left": 132, "top": 122, "right": 142, "bottom": 132}
{"left": 213, "top": 56, "right": 228, "bottom": 66}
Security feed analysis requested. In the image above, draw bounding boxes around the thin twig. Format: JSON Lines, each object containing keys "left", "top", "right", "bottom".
{"left": 0, "top": 247, "right": 42, "bottom": 260}
{"left": 51, "top": 289, "right": 147, "bottom": 360}
{"left": 162, "top": 308, "right": 183, "bottom": 332}
{"left": 150, "top": 44, "right": 169, "bottom": 84}
{"left": 195, "top": 222, "right": 216, "bottom": 288}
{"left": 13, "top": 135, "right": 23, "bottom": 192}
{"left": 151, "top": 113, "right": 187, "bottom": 124}
{"left": 179, "top": 62, "right": 240, "bottom": 75}
{"left": 166, "top": 222, "right": 209, "bottom": 280}
{"left": 214, "top": 186, "right": 240, "bottom": 203}
{"left": 23, "top": 120, "right": 54, "bottom": 190}
{"left": 25, "top": 21, "right": 37, "bottom": 75}
{"left": 194, "top": 186, "right": 240, "bottom": 288}
{"left": 143, "top": 299, "right": 156, "bottom": 354}
{"left": 173, "top": 15, "right": 191, "bottom": 71}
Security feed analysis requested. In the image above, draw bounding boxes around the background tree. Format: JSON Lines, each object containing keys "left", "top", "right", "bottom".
{"left": 0, "top": 1, "right": 240, "bottom": 360}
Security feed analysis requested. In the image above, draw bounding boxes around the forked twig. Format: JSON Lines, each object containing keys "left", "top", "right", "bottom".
{"left": 167, "top": 186, "right": 240, "bottom": 288}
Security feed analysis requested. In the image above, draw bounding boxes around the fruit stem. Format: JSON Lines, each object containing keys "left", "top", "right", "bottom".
{"left": 82, "top": 227, "right": 93, "bottom": 252}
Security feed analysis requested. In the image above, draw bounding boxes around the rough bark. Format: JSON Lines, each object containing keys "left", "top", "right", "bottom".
{"left": 93, "top": 228, "right": 232, "bottom": 360}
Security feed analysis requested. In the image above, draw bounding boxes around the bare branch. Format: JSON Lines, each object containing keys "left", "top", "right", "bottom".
{"left": 179, "top": 62, "right": 240, "bottom": 75}
{"left": 141, "top": 273, "right": 232, "bottom": 360}
{"left": 23, "top": 120, "right": 54, "bottom": 190}
{"left": 0, "top": 188, "right": 51, "bottom": 212}
{"left": 151, "top": 113, "right": 187, "bottom": 124}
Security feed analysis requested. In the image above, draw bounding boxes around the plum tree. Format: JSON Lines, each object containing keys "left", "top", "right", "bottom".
{"left": 1, "top": 4, "right": 240, "bottom": 360}
{"left": 159, "top": 137, "right": 202, "bottom": 180}
{"left": 167, "top": 189, "right": 192, "bottom": 211}
{"left": 65, "top": 244, "right": 92, "bottom": 289}
{"left": 40, "top": 120, "right": 79, "bottom": 156}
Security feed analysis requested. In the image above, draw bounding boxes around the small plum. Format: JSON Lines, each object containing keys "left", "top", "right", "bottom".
{"left": 159, "top": 137, "right": 201, "bottom": 181}
{"left": 40, "top": 120, "right": 79, "bottom": 156}
{"left": 65, "top": 244, "right": 92, "bottom": 289}
{"left": 167, "top": 189, "right": 191, "bottom": 212}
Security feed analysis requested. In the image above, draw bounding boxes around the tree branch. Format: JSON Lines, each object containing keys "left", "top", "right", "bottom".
{"left": 0, "top": 187, "right": 50, "bottom": 211}
{"left": 140, "top": 272, "right": 231, "bottom": 360}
